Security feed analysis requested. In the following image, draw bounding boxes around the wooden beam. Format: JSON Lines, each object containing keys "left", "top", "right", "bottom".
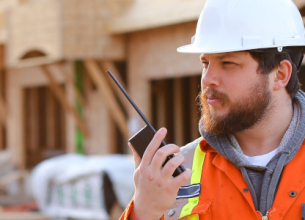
{"left": 156, "top": 81, "right": 166, "bottom": 130}
{"left": 46, "top": 88, "right": 56, "bottom": 149}
{"left": 174, "top": 78, "right": 183, "bottom": 146}
{"left": 12, "top": 57, "right": 58, "bottom": 69}
{"left": 100, "top": 61, "right": 130, "bottom": 111}
{"left": 0, "top": 125, "right": 3, "bottom": 150}
{"left": 0, "top": 67, "right": 5, "bottom": 150}
{"left": 40, "top": 65, "right": 89, "bottom": 137}
{"left": 109, "top": 117, "right": 117, "bottom": 154}
{"left": 84, "top": 60, "right": 129, "bottom": 140}
{"left": 56, "top": 63, "right": 87, "bottom": 107}
{"left": 27, "top": 88, "right": 40, "bottom": 154}
{"left": 0, "top": 93, "right": 8, "bottom": 126}
{"left": 190, "top": 76, "right": 200, "bottom": 140}
{"left": 59, "top": 94, "right": 66, "bottom": 151}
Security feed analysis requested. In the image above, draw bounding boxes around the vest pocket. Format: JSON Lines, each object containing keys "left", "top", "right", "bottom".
{"left": 164, "top": 199, "right": 212, "bottom": 220}
{"left": 179, "top": 199, "right": 212, "bottom": 220}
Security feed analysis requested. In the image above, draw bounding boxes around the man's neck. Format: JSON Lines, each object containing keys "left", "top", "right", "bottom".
{"left": 234, "top": 96, "right": 294, "bottom": 157}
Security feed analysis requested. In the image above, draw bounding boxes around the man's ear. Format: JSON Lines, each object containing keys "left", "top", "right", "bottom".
{"left": 273, "top": 60, "right": 292, "bottom": 91}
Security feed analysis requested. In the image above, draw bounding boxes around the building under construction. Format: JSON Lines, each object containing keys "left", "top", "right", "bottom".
{"left": 0, "top": 0, "right": 305, "bottom": 218}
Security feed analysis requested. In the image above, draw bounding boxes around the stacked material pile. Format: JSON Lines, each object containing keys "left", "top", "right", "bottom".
{"left": 31, "top": 154, "right": 134, "bottom": 220}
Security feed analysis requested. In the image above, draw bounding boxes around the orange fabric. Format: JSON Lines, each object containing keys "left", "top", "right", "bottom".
{"left": 119, "top": 196, "right": 165, "bottom": 220}
{"left": 119, "top": 196, "right": 134, "bottom": 220}
{"left": 120, "top": 139, "right": 305, "bottom": 220}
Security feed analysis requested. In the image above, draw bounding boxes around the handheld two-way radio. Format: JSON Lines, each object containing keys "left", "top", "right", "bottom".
{"left": 106, "top": 70, "right": 185, "bottom": 177}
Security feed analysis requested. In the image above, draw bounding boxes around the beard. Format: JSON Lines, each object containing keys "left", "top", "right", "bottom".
{"left": 200, "top": 75, "right": 272, "bottom": 136}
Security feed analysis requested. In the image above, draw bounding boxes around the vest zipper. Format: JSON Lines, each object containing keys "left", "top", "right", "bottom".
{"left": 260, "top": 211, "right": 269, "bottom": 220}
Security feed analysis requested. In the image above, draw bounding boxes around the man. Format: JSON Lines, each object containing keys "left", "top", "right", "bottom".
{"left": 120, "top": 0, "right": 305, "bottom": 219}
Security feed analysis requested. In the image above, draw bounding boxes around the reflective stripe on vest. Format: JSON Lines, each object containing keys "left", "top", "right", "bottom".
{"left": 179, "top": 143, "right": 206, "bottom": 220}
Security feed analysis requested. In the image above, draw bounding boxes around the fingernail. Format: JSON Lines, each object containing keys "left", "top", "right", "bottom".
{"left": 160, "top": 127, "right": 166, "bottom": 134}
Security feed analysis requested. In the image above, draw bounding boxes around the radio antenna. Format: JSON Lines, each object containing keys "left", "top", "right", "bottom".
{"left": 106, "top": 70, "right": 156, "bottom": 133}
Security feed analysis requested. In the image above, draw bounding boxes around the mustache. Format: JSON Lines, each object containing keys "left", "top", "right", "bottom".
{"left": 201, "top": 88, "right": 229, "bottom": 101}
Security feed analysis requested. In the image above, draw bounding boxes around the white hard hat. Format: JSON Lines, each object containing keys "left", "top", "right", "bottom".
{"left": 177, "top": 0, "right": 305, "bottom": 54}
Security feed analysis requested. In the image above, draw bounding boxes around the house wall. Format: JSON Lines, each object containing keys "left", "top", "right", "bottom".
{"left": 84, "top": 89, "right": 112, "bottom": 155}
{"left": 7, "top": 62, "right": 75, "bottom": 168}
{"left": 127, "top": 21, "right": 202, "bottom": 124}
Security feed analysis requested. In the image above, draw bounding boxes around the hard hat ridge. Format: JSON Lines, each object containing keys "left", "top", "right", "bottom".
{"left": 177, "top": 0, "right": 305, "bottom": 54}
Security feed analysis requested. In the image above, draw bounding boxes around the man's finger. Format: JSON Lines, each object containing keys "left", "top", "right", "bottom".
{"left": 160, "top": 154, "right": 184, "bottom": 178}
{"left": 128, "top": 142, "right": 141, "bottom": 169}
{"left": 150, "top": 144, "right": 180, "bottom": 172}
{"left": 141, "top": 128, "right": 167, "bottom": 166}
{"left": 172, "top": 168, "right": 192, "bottom": 188}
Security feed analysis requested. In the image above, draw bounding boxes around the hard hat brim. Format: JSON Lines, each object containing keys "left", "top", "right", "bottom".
{"left": 177, "top": 43, "right": 305, "bottom": 54}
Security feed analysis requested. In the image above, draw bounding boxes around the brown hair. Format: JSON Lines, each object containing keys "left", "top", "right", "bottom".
{"left": 249, "top": 51, "right": 300, "bottom": 98}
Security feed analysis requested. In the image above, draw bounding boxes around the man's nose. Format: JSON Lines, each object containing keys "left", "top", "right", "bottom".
{"left": 201, "top": 64, "right": 220, "bottom": 88}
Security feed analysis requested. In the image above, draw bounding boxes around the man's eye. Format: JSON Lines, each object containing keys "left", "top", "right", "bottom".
{"left": 223, "top": 61, "right": 235, "bottom": 65}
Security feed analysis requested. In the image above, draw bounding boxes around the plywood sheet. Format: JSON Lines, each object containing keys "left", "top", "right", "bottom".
{"left": 107, "top": 0, "right": 206, "bottom": 34}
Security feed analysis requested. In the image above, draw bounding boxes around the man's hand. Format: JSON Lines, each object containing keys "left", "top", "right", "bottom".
{"left": 129, "top": 128, "right": 192, "bottom": 220}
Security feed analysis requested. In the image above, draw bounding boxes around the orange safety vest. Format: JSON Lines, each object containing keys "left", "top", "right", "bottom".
{"left": 120, "top": 138, "right": 305, "bottom": 220}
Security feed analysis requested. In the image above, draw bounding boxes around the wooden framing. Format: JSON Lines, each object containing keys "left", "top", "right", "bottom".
{"left": 13, "top": 57, "right": 58, "bottom": 69}
{"left": 0, "top": 45, "right": 5, "bottom": 150}
{"left": 0, "top": 94, "right": 7, "bottom": 126}
{"left": 8, "top": 63, "right": 76, "bottom": 169}
{"left": 155, "top": 81, "right": 166, "bottom": 131}
{"left": 26, "top": 88, "right": 39, "bottom": 155}
{"left": 0, "top": 58, "right": 7, "bottom": 127}
{"left": 84, "top": 60, "right": 129, "bottom": 140}
{"left": 56, "top": 63, "right": 87, "bottom": 107}
{"left": 100, "top": 61, "right": 130, "bottom": 111}
{"left": 7, "top": 0, "right": 126, "bottom": 67}
{"left": 23, "top": 85, "right": 67, "bottom": 168}
{"left": 40, "top": 65, "right": 89, "bottom": 137}
{"left": 107, "top": 0, "right": 206, "bottom": 34}
{"left": 150, "top": 76, "right": 201, "bottom": 146}
{"left": 1, "top": 0, "right": 304, "bottom": 171}
{"left": 190, "top": 76, "right": 201, "bottom": 140}
{"left": 174, "top": 78, "right": 184, "bottom": 146}
{"left": 0, "top": 95, "right": 5, "bottom": 150}
{"left": 0, "top": 125, "right": 3, "bottom": 150}
{"left": 108, "top": 116, "right": 117, "bottom": 154}
{"left": 45, "top": 88, "right": 56, "bottom": 150}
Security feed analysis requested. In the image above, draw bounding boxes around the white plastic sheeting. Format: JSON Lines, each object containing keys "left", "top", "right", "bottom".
{"left": 31, "top": 154, "right": 134, "bottom": 220}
